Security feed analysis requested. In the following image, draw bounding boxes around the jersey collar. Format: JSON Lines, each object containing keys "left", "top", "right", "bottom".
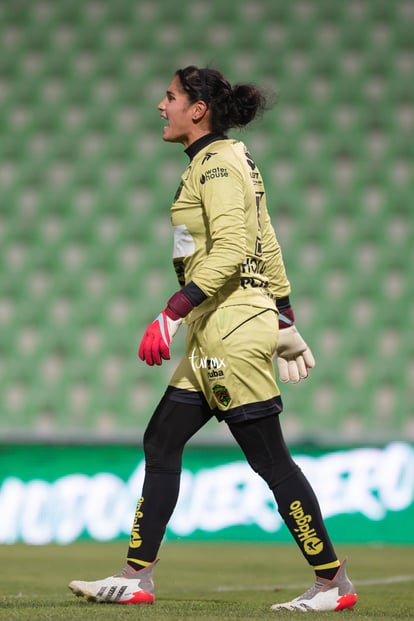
{"left": 185, "top": 133, "right": 227, "bottom": 161}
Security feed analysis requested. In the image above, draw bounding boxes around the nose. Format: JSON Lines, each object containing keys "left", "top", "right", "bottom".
{"left": 157, "top": 97, "right": 166, "bottom": 111}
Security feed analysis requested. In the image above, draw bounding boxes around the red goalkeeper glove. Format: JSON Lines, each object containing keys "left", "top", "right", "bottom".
{"left": 276, "top": 305, "right": 316, "bottom": 383}
{"left": 138, "top": 309, "right": 182, "bottom": 366}
{"left": 138, "top": 290, "right": 194, "bottom": 366}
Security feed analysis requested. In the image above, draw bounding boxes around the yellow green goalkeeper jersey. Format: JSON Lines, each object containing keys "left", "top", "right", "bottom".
{"left": 171, "top": 135, "right": 291, "bottom": 322}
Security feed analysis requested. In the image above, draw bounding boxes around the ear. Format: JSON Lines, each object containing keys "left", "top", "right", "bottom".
{"left": 192, "top": 100, "right": 209, "bottom": 121}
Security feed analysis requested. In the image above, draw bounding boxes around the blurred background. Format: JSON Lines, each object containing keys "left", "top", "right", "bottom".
{"left": 0, "top": 0, "right": 413, "bottom": 447}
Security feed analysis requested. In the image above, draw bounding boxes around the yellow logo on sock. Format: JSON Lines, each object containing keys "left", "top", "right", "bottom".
{"left": 289, "top": 500, "right": 324, "bottom": 556}
{"left": 129, "top": 496, "right": 144, "bottom": 549}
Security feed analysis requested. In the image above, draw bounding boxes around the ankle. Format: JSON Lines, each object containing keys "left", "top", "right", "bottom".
{"left": 314, "top": 560, "right": 341, "bottom": 581}
{"left": 127, "top": 559, "right": 151, "bottom": 572}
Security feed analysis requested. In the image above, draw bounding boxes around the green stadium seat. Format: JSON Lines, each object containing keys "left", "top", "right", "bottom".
{"left": 0, "top": 0, "right": 412, "bottom": 444}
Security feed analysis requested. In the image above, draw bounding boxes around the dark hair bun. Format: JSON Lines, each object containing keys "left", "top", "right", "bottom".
{"left": 230, "top": 84, "right": 268, "bottom": 127}
{"left": 175, "top": 65, "right": 271, "bottom": 133}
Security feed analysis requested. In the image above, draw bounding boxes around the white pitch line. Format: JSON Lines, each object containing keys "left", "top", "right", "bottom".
{"left": 213, "top": 574, "right": 414, "bottom": 592}
{"left": 355, "top": 575, "right": 414, "bottom": 587}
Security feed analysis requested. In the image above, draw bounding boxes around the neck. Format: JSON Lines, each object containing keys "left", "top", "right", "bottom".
{"left": 185, "top": 133, "right": 228, "bottom": 160}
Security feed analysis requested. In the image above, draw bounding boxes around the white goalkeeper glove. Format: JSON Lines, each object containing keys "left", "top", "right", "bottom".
{"left": 276, "top": 304, "right": 316, "bottom": 383}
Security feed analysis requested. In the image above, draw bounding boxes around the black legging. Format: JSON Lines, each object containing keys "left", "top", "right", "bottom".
{"left": 127, "top": 389, "right": 337, "bottom": 568}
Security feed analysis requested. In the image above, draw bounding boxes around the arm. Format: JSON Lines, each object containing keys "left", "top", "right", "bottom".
{"left": 188, "top": 158, "right": 247, "bottom": 296}
{"left": 261, "top": 205, "right": 315, "bottom": 382}
{"left": 259, "top": 205, "right": 291, "bottom": 301}
{"left": 138, "top": 157, "right": 247, "bottom": 365}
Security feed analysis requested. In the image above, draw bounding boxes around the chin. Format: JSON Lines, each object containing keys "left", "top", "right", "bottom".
{"left": 162, "top": 128, "right": 174, "bottom": 142}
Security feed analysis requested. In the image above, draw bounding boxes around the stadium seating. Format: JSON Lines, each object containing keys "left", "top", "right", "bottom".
{"left": 0, "top": 0, "right": 412, "bottom": 444}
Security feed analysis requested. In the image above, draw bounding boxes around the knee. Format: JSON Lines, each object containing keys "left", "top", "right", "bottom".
{"left": 143, "top": 425, "right": 162, "bottom": 465}
{"left": 143, "top": 426, "right": 182, "bottom": 474}
{"left": 251, "top": 456, "right": 300, "bottom": 490}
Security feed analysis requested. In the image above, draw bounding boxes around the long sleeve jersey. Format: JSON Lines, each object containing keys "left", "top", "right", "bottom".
{"left": 170, "top": 134, "right": 291, "bottom": 323}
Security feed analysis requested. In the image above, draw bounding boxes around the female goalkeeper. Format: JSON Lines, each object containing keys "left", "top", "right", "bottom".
{"left": 69, "top": 65, "right": 357, "bottom": 613}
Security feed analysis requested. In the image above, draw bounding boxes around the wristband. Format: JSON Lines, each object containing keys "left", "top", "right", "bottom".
{"left": 166, "top": 290, "right": 194, "bottom": 319}
{"left": 166, "top": 281, "right": 207, "bottom": 319}
{"left": 278, "top": 305, "right": 295, "bottom": 329}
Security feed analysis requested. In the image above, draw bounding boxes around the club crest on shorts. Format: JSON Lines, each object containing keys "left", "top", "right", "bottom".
{"left": 212, "top": 384, "right": 231, "bottom": 408}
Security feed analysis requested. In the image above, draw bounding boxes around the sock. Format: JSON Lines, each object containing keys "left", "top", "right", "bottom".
{"left": 127, "top": 559, "right": 153, "bottom": 571}
{"left": 126, "top": 470, "right": 180, "bottom": 567}
{"left": 272, "top": 469, "right": 339, "bottom": 568}
{"left": 313, "top": 560, "right": 341, "bottom": 581}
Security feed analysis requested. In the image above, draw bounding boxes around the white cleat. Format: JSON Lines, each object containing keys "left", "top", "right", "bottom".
{"left": 271, "top": 559, "right": 358, "bottom": 612}
{"left": 69, "top": 560, "right": 157, "bottom": 604}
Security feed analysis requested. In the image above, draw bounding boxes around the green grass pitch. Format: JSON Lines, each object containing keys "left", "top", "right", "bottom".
{"left": 0, "top": 542, "right": 413, "bottom": 620}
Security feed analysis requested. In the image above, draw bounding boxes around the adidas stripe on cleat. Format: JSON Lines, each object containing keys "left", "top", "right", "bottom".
{"left": 271, "top": 559, "right": 358, "bottom": 612}
{"left": 68, "top": 560, "right": 157, "bottom": 604}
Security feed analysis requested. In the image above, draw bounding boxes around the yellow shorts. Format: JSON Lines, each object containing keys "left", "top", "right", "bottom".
{"left": 169, "top": 306, "right": 283, "bottom": 423}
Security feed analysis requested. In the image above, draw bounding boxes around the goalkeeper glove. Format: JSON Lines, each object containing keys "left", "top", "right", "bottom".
{"left": 276, "top": 304, "right": 316, "bottom": 383}
{"left": 138, "top": 290, "right": 194, "bottom": 366}
{"left": 138, "top": 310, "right": 182, "bottom": 366}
